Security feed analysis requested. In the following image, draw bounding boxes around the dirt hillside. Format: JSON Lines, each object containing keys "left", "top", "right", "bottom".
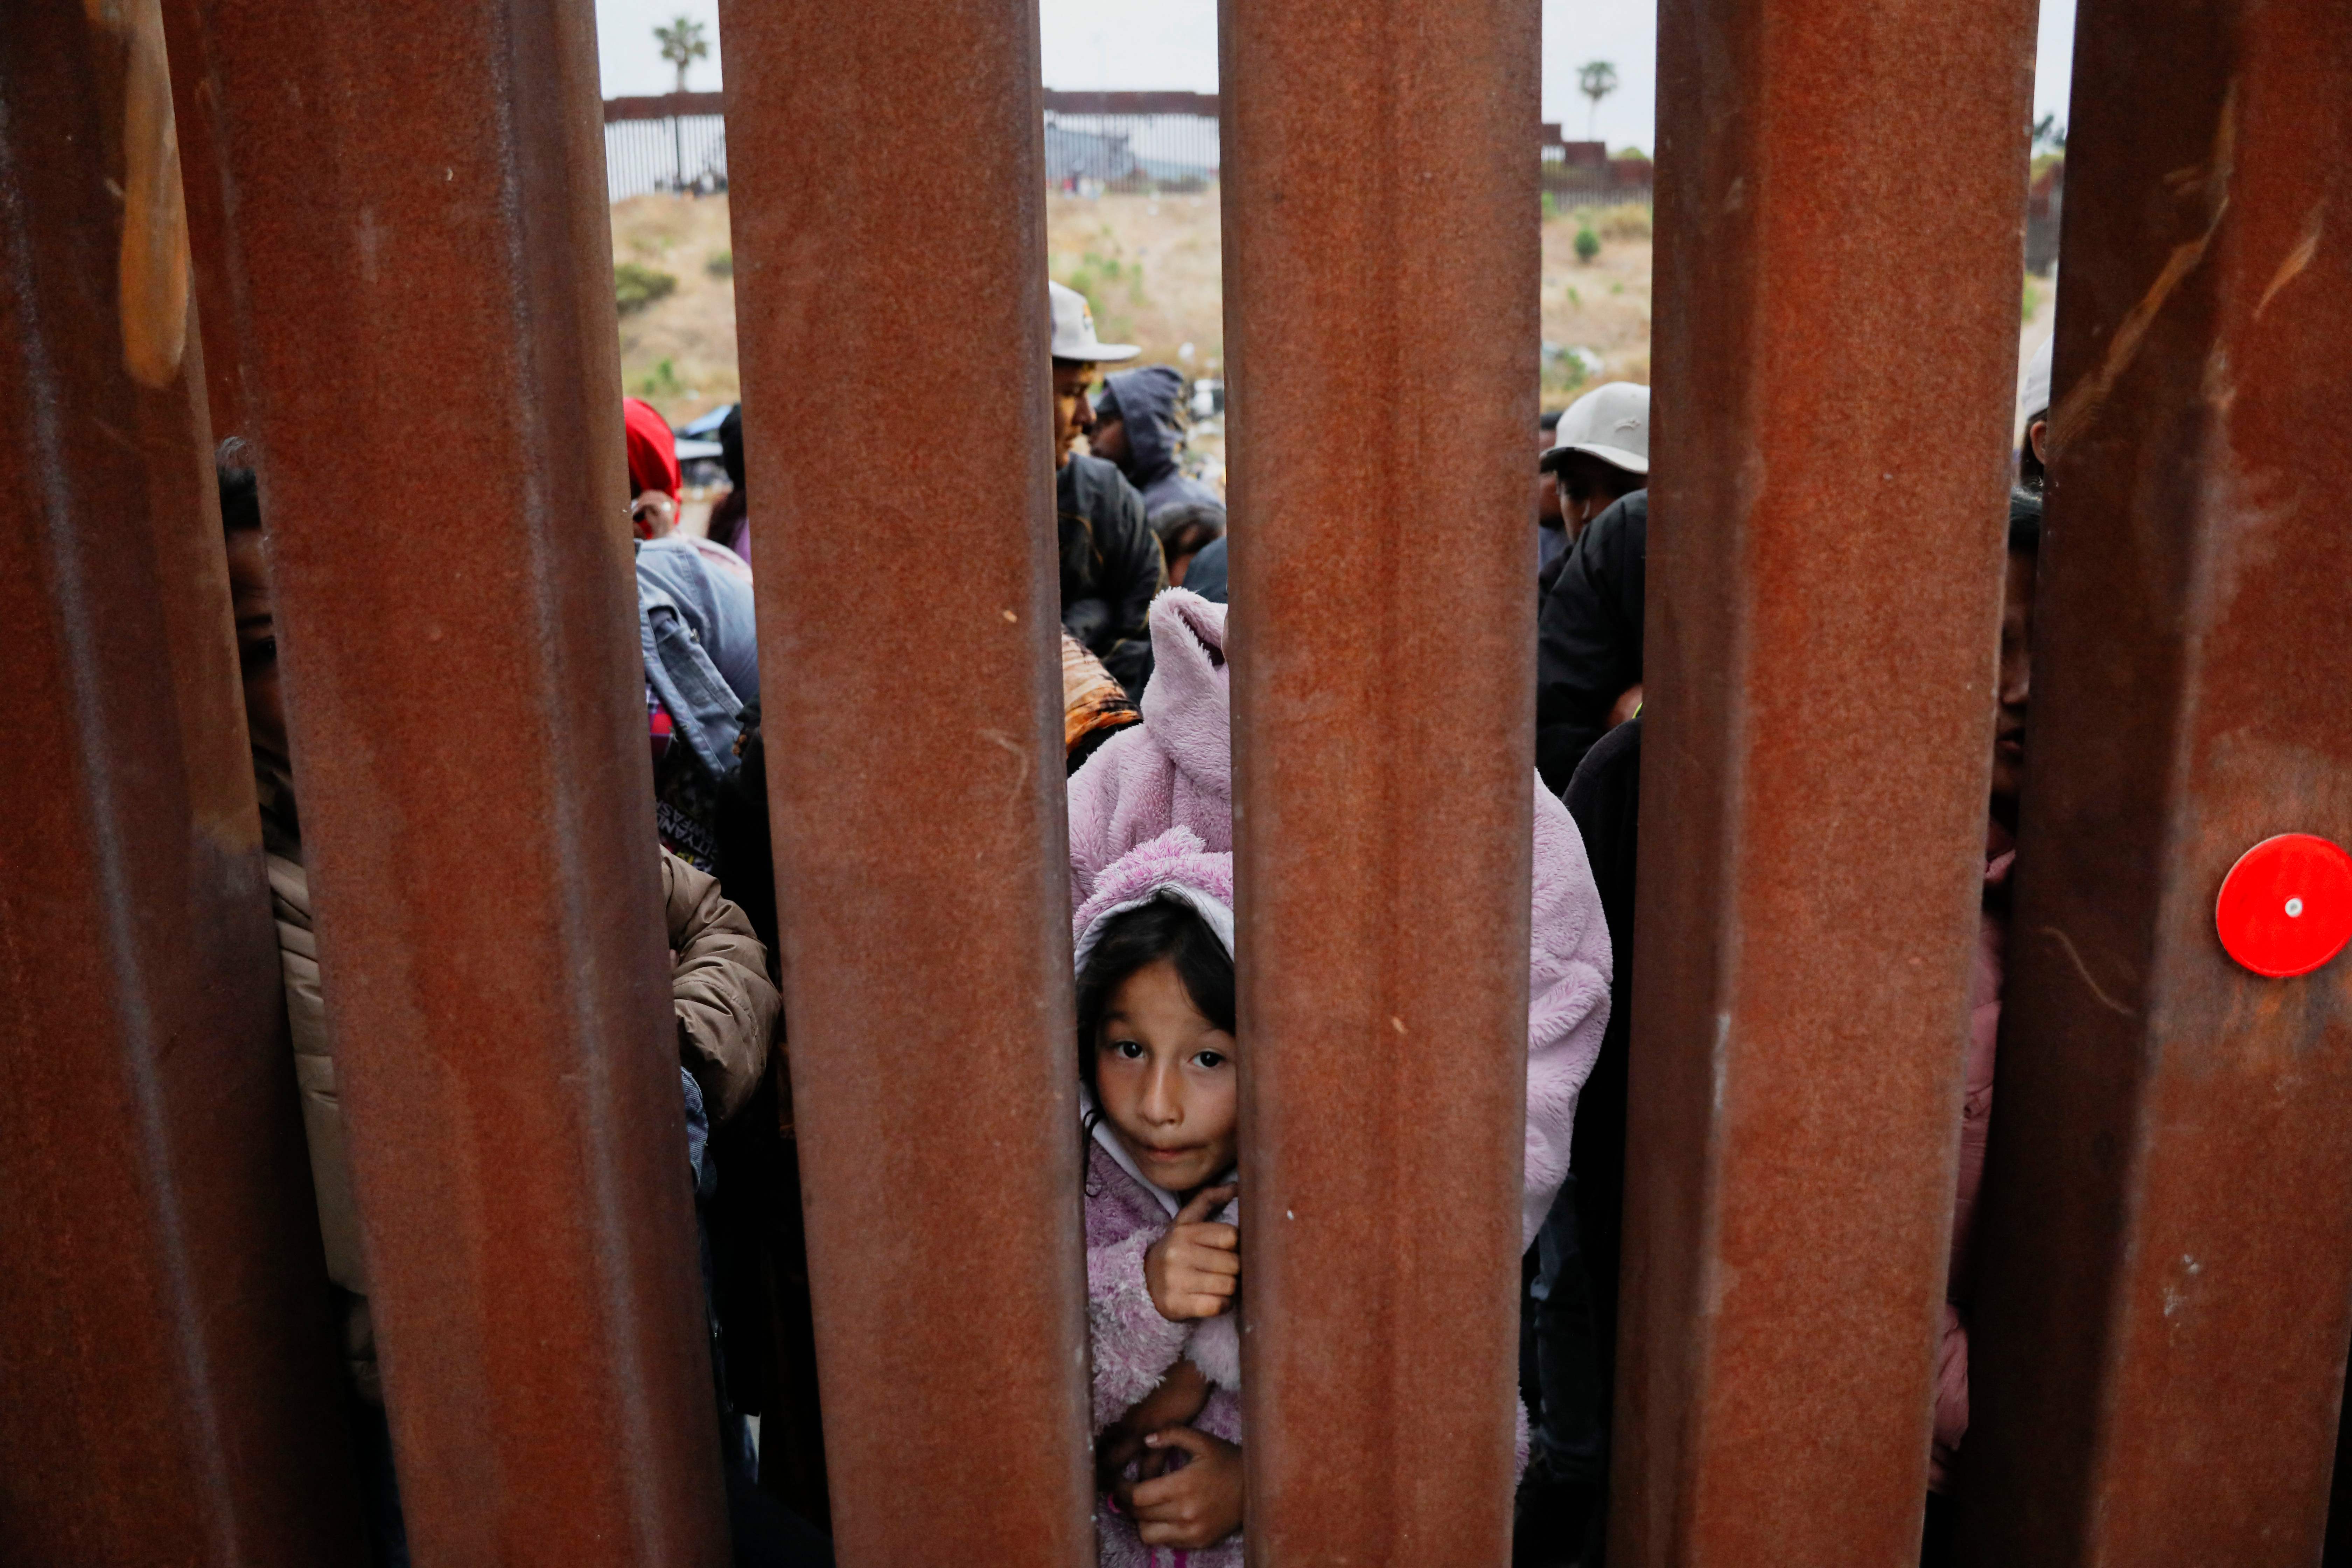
{"left": 611, "top": 191, "right": 1664, "bottom": 426}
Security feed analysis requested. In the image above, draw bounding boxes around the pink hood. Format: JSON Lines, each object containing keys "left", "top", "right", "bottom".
{"left": 1073, "top": 825, "right": 1236, "bottom": 974}
{"left": 1069, "top": 591, "right": 1234, "bottom": 904}
{"left": 1068, "top": 591, "right": 1614, "bottom": 1248}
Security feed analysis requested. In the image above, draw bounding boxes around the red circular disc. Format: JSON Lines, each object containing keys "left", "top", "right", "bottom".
{"left": 2216, "top": 833, "right": 2352, "bottom": 978}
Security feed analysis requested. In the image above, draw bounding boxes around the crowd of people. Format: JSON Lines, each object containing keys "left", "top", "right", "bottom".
{"left": 218, "top": 273, "right": 2053, "bottom": 1567}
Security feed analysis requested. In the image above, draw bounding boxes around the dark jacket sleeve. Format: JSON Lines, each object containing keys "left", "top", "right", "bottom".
{"left": 1097, "top": 474, "right": 1166, "bottom": 650}
{"left": 1535, "top": 491, "right": 1647, "bottom": 794}
{"left": 1182, "top": 536, "right": 1228, "bottom": 604}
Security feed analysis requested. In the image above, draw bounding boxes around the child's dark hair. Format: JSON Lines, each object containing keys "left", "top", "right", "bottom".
{"left": 217, "top": 439, "right": 260, "bottom": 537}
{"left": 1074, "top": 897, "right": 1235, "bottom": 1098}
{"left": 2007, "top": 488, "right": 2042, "bottom": 554}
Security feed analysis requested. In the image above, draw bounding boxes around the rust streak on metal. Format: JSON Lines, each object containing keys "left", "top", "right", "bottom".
{"left": 0, "top": 3, "right": 360, "bottom": 1559}
{"left": 1220, "top": 0, "right": 1539, "bottom": 1559}
{"left": 154, "top": 0, "right": 246, "bottom": 439}
{"left": 716, "top": 0, "right": 1097, "bottom": 1560}
{"left": 1960, "top": 1, "right": 2352, "bottom": 1561}
{"left": 162, "top": 0, "right": 729, "bottom": 1560}
{"left": 1614, "top": 0, "right": 2037, "bottom": 1559}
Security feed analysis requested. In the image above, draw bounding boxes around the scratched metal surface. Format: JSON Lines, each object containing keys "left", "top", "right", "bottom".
{"left": 1960, "top": 3, "right": 2352, "bottom": 1561}
{"left": 715, "top": 0, "right": 1098, "bottom": 1561}
{"left": 0, "top": 2, "right": 360, "bottom": 1559}
{"left": 153, "top": 0, "right": 244, "bottom": 443}
{"left": 1612, "top": 0, "right": 2037, "bottom": 1560}
{"left": 1220, "top": 0, "right": 1541, "bottom": 1560}
{"left": 161, "top": 0, "right": 730, "bottom": 1560}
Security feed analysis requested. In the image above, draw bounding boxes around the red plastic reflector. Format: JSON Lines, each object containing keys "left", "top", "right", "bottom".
{"left": 2215, "top": 833, "right": 2352, "bottom": 978}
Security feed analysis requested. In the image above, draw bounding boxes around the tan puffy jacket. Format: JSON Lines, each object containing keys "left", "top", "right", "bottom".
{"left": 268, "top": 846, "right": 779, "bottom": 1400}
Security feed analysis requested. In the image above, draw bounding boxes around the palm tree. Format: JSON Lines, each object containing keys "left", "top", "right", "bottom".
{"left": 654, "top": 16, "right": 709, "bottom": 93}
{"left": 1578, "top": 60, "right": 1619, "bottom": 141}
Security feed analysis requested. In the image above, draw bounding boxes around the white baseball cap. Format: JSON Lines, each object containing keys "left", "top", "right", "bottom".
{"left": 2019, "top": 333, "right": 2054, "bottom": 422}
{"left": 1541, "top": 381, "right": 1650, "bottom": 476}
{"left": 1049, "top": 280, "right": 1139, "bottom": 364}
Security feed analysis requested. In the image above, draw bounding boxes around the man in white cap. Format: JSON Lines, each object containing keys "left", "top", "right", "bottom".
{"left": 1535, "top": 382, "right": 1654, "bottom": 792}
{"left": 1541, "top": 381, "right": 1651, "bottom": 542}
{"left": 1049, "top": 279, "right": 1164, "bottom": 698}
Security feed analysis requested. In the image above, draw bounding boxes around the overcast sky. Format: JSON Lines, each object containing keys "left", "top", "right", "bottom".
{"left": 595, "top": 0, "right": 2078, "bottom": 154}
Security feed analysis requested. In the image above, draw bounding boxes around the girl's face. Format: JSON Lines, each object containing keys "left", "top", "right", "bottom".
{"left": 1094, "top": 957, "right": 1238, "bottom": 1195}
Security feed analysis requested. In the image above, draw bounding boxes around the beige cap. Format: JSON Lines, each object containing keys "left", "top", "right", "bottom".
{"left": 1540, "top": 381, "right": 1650, "bottom": 476}
{"left": 1049, "top": 280, "right": 1139, "bottom": 363}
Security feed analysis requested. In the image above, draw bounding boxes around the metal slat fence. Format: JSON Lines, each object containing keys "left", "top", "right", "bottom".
{"left": 606, "top": 93, "right": 1225, "bottom": 202}
{"left": 605, "top": 113, "right": 730, "bottom": 200}
{"left": 5, "top": 0, "right": 2350, "bottom": 1565}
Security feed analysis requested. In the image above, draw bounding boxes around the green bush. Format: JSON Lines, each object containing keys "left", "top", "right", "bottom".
{"left": 615, "top": 261, "right": 678, "bottom": 315}
{"left": 2021, "top": 277, "right": 2043, "bottom": 323}
{"left": 633, "top": 358, "right": 682, "bottom": 397}
{"left": 705, "top": 249, "right": 733, "bottom": 279}
{"left": 1574, "top": 226, "right": 1601, "bottom": 264}
{"left": 1540, "top": 352, "right": 1590, "bottom": 401}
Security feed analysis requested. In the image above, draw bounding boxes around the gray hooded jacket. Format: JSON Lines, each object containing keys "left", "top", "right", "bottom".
{"left": 1100, "top": 364, "right": 1222, "bottom": 519}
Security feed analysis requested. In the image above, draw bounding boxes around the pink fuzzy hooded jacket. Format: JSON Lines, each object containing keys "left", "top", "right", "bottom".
{"left": 1076, "top": 832, "right": 1249, "bottom": 1568}
{"left": 1075, "top": 831, "right": 1526, "bottom": 1567}
{"left": 1068, "top": 591, "right": 1614, "bottom": 1248}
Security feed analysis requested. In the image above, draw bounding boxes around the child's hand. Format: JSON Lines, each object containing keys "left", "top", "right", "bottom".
{"left": 1098, "top": 1360, "right": 1212, "bottom": 1494}
{"left": 1131, "top": 1427, "right": 1244, "bottom": 1548}
{"left": 1145, "top": 1184, "right": 1239, "bottom": 1321}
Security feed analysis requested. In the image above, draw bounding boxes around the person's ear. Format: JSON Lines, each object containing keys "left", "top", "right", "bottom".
{"left": 2029, "top": 418, "right": 2049, "bottom": 465}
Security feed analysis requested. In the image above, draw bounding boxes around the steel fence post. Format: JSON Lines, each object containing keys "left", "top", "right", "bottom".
{"left": 1219, "top": 0, "right": 1541, "bottom": 1560}
{"left": 0, "top": 2, "right": 362, "bottom": 1559}
{"left": 159, "top": 0, "right": 731, "bottom": 1560}
{"left": 1615, "top": 0, "right": 2037, "bottom": 1560}
{"left": 715, "top": 0, "right": 1097, "bottom": 1561}
{"left": 1960, "top": 5, "right": 2352, "bottom": 1561}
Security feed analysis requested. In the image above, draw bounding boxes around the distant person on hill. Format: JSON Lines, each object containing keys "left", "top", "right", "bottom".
{"left": 1091, "top": 364, "right": 1223, "bottom": 522}
{"left": 1051, "top": 280, "right": 1166, "bottom": 700}
{"left": 1535, "top": 383, "right": 1653, "bottom": 792}
{"left": 625, "top": 396, "right": 683, "bottom": 539}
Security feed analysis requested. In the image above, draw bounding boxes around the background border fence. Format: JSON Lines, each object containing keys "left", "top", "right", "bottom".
{"left": 602, "top": 90, "right": 1653, "bottom": 205}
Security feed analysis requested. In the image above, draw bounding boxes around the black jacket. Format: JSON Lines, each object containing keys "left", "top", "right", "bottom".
{"left": 1536, "top": 490, "right": 1646, "bottom": 794}
{"left": 1058, "top": 453, "right": 1164, "bottom": 698}
{"left": 1181, "top": 535, "right": 1228, "bottom": 605}
{"left": 1558, "top": 713, "right": 1642, "bottom": 1457}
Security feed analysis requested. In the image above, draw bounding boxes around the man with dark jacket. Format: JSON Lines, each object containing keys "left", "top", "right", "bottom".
{"left": 1517, "top": 713, "right": 1643, "bottom": 1568}
{"left": 1050, "top": 281, "right": 1165, "bottom": 698}
{"left": 1538, "top": 383, "right": 1649, "bottom": 600}
{"left": 1535, "top": 489, "right": 1646, "bottom": 793}
{"left": 1092, "top": 363, "right": 1223, "bottom": 521}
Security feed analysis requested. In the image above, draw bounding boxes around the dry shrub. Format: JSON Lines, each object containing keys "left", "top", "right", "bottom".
{"left": 1599, "top": 203, "right": 1652, "bottom": 241}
